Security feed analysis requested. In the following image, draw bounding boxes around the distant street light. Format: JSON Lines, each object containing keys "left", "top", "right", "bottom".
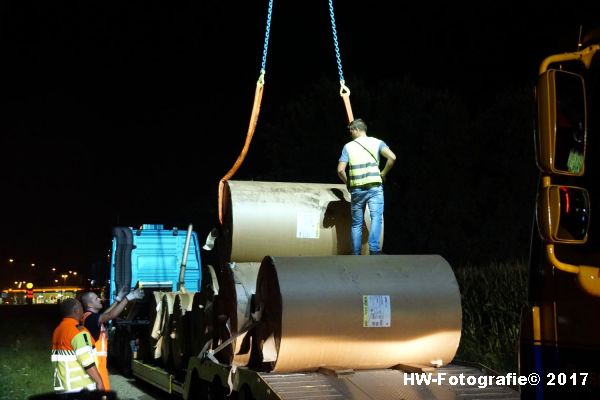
{"left": 61, "top": 274, "right": 68, "bottom": 285}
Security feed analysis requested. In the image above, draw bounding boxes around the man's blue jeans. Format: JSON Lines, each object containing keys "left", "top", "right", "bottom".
{"left": 350, "top": 185, "right": 384, "bottom": 255}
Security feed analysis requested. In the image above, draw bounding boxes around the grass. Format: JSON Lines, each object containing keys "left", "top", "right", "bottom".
{"left": 453, "top": 259, "right": 528, "bottom": 374}
{"left": 0, "top": 305, "right": 57, "bottom": 400}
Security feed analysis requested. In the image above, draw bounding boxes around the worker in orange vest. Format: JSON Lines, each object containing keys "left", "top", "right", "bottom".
{"left": 51, "top": 297, "right": 104, "bottom": 392}
{"left": 81, "top": 287, "right": 144, "bottom": 390}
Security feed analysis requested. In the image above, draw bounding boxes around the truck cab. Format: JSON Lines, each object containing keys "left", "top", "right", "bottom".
{"left": 520, "top": 34, "right": 600, "bottom": 399}
{"left": 107, "top": 224, "right": 202, "bottom": 376}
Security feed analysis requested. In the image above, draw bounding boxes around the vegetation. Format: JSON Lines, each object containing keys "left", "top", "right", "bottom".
{"left": 0, "top": 305, "right": 56, "bottom": 400}
{"left": 454, "top": 259, "right": 529, "bottom": 374}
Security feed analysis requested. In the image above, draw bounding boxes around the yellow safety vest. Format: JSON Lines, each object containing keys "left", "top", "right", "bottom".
{"left": 51, "top": 318, "right": 97, "bottom": 392}
{"left": 347, "top": 137, "right": 383, "bottom": 188}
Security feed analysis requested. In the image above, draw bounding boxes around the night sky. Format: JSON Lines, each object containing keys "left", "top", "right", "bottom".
{"left": 1, "top": 1, "right": 598, "bottom": 286}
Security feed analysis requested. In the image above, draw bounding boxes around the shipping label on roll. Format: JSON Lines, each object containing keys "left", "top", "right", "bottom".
{"left": 362, "top": 295, "right": 391, "bottom": 327}
{"left": 296, "top": 211, "right": 320, "bottom": 239}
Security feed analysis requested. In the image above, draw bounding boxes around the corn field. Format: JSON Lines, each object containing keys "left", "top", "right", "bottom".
{"left": 453, "top": 259, "right": 529, "bottom": 374}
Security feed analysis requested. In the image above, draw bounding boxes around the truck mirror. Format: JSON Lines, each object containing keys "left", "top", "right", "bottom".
{"left": 536, "top": 69, "right": 587, "bottom": 176}
{"left": 537, "top": 185, "right": 590, "bottom": 244}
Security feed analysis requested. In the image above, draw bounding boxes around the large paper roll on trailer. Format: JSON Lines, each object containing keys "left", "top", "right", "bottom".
{"left": 189, "top": 290, "right": 210, "bottom": 359}
{"left": 212, "top": 262, "right": 261, "bottom": 365}
{"left": 219, "top": 180, "right": 382, "bottom": 262}
{"left": 171, "top": 292, "right": 196, "bottom": 372}
{"left": 139, "top": 290, "right": 165, "bottom": 363}
{"left": 230, "top": 262, "right": 261, "bottom": 365}
{"left": 159, "top": 292, "right": 177, "bottom": 368}
{"left": 253, "top": 255, "right": 462, "bottom": 372}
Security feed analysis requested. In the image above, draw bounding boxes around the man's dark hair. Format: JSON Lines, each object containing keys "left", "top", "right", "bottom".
{"left": 348, "top": 118, "right": 367, "bottom": 132}
{"left": 80, "top": 292, "right": 95, "bottom": 310}
{"left": 60, "top": 297, "right": 80, "bottom": 317}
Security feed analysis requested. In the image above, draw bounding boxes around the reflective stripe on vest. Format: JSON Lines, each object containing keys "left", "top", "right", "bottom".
{"left": 347, "top": 137, "right": 383, "bottom": 188}
{"left": 97, "top": 326, "right": 107, "bottom": 356}
{"left": 51, "top": 318, "right": 97, "bottom": 392}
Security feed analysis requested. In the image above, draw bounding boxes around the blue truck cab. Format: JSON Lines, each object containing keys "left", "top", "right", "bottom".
{"left": 109, "top": 224, "right": 202, "bottom": 302}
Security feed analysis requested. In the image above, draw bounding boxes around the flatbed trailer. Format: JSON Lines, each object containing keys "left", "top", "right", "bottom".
{"left": 132, "top": 357, "right": 520, "bottom": 399}
{"left": 108, "top": 223, "right": 521, "bottom": 400}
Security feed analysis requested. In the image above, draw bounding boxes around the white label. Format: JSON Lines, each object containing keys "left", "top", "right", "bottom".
{"left": 296, "top": 212, "right": 320, "bottom": 239}
{"left": 363, "top": 295, "right": 391, "bottom": 327}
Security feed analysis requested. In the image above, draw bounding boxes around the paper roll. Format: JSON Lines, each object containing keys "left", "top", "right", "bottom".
{"left": 159, "top": 292, "right": 177, "bottom": 368}
{"left": 212, "top": 262, "right": 261, "bottom": 365}
{"left": 253, "top": 255, "right": 462, "bottom": 372}
{"left": 189, "top": 290, "right": 211, "bottom": 358}
{"left": 219, "top": 180, "right": 382, "bottom": 262}
{"left": 171, "top": 292, "right": 196, "bottom": 372}
{"left": 141, "top": 290, "right": 164, "bottom": 363}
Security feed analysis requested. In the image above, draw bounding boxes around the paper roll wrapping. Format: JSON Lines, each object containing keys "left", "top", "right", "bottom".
{"left": 159, "top": 292, "right": 177, "bottom": 368}
{"left": 150, "top": 291, "right": 166, "bottom": 342}
{"left": 143, "top": 290, "right": 165, "bottom": 362}
{"left": 189, "top": 290, "right": 210, "bottom": 358}
{"left": 171, "top": 292, "right": 196, "bottom": 371}
{"left": 253, "top": 255, "right": 462, "bottom": 372}
{"left": 231, "top": 262, "right": 261, "bottom": 365}
{"left": 219, "top": 180, "right": 382, "bottom": 262}
{"left": 213, "top": 262, "right": 261, "bottom": 365}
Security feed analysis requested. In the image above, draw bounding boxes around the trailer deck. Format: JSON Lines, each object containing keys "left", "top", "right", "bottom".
{"left": 133, "top": 358, "right": 520, "bottom": 399}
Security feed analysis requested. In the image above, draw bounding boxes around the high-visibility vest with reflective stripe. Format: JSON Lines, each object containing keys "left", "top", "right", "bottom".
{"left": 51, "top": 318, "right": 97, "bottom": 392}
{"left": 347, "top": 137, "right": 383, "bottom": 188}
{"left": 83, "top": 311, "right": 110, "bottom": 390}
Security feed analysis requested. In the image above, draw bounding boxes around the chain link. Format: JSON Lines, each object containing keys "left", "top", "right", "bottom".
{"left": 328, "top": 0, "right": 345, "bottom": 82}
{"left": 260, "top": 0, "right": 274, "bottom": 73}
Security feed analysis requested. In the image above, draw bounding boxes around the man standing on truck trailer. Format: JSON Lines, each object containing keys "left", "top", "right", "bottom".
{"left": 337, "top": 118, "right": 396, "bottom": 255}
{"left": 81, "top": 287, "right": 143, "bottom": 390}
